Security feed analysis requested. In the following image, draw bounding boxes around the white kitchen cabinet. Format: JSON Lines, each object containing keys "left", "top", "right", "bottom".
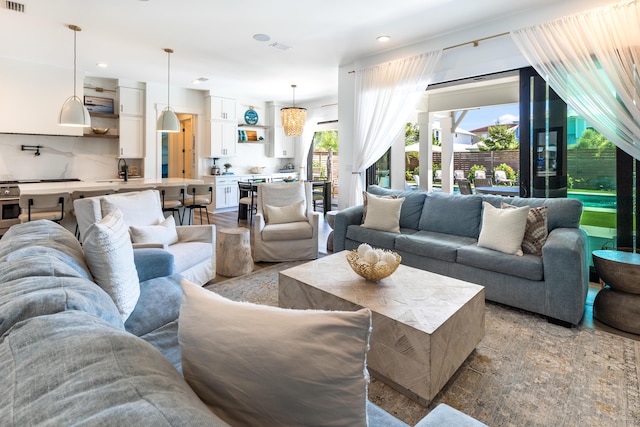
{"left": 118, "top": 87, "right": 144, "bottom": 116}
{"left": 207, "top": 96, "right": 237, "bottom": 121}
{"left": 208, "top": 176, "right": 241, "bottom": 212}
{"left": 118, "top": 115, "right": 144, "bottom": 158}
{"left": 205, "top": 120, "right": 237, "bottom": 157}
{"left": 269, "top": 125, "right": 296, "bottom": 158}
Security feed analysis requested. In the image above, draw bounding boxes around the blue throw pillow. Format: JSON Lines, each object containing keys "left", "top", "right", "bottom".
{"left": 418, "top": 192, "right": 483, "bottom": 238}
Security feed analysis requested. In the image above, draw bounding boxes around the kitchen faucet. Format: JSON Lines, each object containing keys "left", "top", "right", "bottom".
{"left": 118, "top": 158, "right": 129, "bottom": 182}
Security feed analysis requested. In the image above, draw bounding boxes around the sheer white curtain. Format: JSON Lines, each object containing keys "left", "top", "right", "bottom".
{"left": 511, "top": 0, "right": 640, "bottom": 159}
{"left": 350, "top": 51, "right": 441, "bottom": 205}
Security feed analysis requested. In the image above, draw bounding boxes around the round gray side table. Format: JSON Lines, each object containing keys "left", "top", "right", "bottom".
{"left": 593, "top": 250, "right": 640, "bottom": 334}
{"left": 216, "top": 227, "right": 253, "bottom": 277}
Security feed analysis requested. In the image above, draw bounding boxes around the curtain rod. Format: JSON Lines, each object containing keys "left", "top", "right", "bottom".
{"left": 348, "top": 31, "right": 510, "bottom": 73}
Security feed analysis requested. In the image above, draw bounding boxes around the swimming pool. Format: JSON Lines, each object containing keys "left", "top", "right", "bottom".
{"left": 567, "top": 192, "right": 616, "bottom": 209}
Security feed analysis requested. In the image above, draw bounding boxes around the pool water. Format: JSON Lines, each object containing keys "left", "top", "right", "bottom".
{"left": 568, "top": 192, "right": 616, "bottom": 209}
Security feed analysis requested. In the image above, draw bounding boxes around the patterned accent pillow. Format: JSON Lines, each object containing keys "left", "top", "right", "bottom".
{"left": 362, "top": 191, "right": 398, "bottom": 224}
{"left": 502, "top": 203, "right": 549, "bottom": 256}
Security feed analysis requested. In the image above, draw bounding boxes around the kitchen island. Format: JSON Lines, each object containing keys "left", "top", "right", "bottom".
{"left": 18, "top": 177, "right": 203, "bottom": 195}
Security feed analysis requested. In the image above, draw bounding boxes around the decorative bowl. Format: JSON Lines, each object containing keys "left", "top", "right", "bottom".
{"left": 346, "top": 250, "right": 401, "bottom": 282}
{"left": 250, "top": 166, "right": 266, "bottom": 174}
{"left": 91, "top": 127, "right": 109, "bottom": 135}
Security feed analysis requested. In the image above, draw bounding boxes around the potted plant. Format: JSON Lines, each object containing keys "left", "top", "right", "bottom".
{"left": 223, "top": 163, "right": 232, "bottom": 174}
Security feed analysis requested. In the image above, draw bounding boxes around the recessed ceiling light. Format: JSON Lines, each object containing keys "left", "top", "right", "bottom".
{"left": 376, "top": 35, "right": 391, "bottom": 42}
{"left": 192, "top": 77, "right": 209, "bottom": 84}
{"left": 96, "top": 62, "right": 108, "bottom": 68}
{"left": 253, "top": 34, "right": 270, "bottom": 42}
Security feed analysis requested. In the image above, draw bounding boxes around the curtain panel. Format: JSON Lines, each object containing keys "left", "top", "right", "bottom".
{"left": 511, "top": 0, "right": 640, "bottom": 160}
{"left": 350, "top": 51, "right": 441, "bottom": 206}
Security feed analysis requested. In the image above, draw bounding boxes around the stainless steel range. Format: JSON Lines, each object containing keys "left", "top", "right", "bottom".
{"left": 0, "top": 181, "right": 21, "bottom": 237}
{"left": 0, "top": 179, "right": 81, "bottom": 237}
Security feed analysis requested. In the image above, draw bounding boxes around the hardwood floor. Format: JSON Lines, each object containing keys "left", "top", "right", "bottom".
{"left": 198, "top": 209, "right": 639, "bottom": 341}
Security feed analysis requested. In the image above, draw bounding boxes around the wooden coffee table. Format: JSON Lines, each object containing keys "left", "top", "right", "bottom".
{"left": 278, "top": 251, "right": 485, "bottom": 406}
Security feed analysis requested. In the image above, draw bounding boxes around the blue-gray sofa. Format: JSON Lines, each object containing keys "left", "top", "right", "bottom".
{"left": 0, "top": 220, "right": 484, "bottom": 426}
{"left": 334, "top": 186, "right": 588, "bottom": 326}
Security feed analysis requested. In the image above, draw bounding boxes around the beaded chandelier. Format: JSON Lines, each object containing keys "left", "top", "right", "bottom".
{"left": 281, "top": 84, "right": 306, "bottom": 136}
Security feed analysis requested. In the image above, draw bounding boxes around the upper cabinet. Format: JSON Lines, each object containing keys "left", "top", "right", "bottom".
{"left": 118, "top": 87, "right": 144, "bottom": 116}
{"left": 117, "top": 84, "right": 145, "bottom": 158}
{"left": 205, "top": 96, "right": 238, "bottom": 157}
{"left": 0, "top": 58, "right": 84, "bottom": 136}
{"left": 266, "top": 102, "right": 296, "bottom": 158}
{"left": 207, "top": 96, "right": 237, "bottom": 121}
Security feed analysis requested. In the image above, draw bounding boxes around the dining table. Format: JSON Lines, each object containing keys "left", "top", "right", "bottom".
{"left": 474, "top": 186, "right": 521, "bottom": 197}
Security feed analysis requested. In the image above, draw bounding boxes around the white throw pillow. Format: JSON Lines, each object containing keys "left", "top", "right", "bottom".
{"left": 129, "top": 215, "right": 179, "bottom": 246}
{"left": 361, "top": 194, "right": 404, "bottom": 233}
{"left": 477, "top": 201, "right": 529, "bottom": 256}
{"left": 82, "top": 209, "right": 140, "bottom": 320}
{"left": 265, "top": 200, "right": 307, "bottom": 224}
{"left": 178, "top": 279, "right": 372, "bottom": 427}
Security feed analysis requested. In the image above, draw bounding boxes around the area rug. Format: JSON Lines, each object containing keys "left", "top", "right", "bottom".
{"left": 206, "top": 264, "right": 640, "bottom": 426}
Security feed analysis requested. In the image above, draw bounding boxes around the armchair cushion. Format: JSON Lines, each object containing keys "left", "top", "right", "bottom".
{"left": 261, "top": 221, "right": 314, "bottom": 241}
{"left": 130, "top": 215, "right": 179, "bottom": 246}
{"left": 265, "top": 200, "right": 307, "bottom": 224}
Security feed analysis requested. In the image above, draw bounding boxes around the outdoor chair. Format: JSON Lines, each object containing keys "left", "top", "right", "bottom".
{"left": 454, "top": 170, "right": 465, "bottom": 182}
{"left": 474, "top": 170, "right": 487, "bottom": 180}
{"left": 433, "top": 171, "right": 441, "bottom": 183}
{"left": 474, "top": 178, "right": 493, "bottom": 187}
{"left": 457, "top": 179, "right": 473, "bottom": 195}
{"left": 495, "top": 170, "right": 515, "bottom": 186}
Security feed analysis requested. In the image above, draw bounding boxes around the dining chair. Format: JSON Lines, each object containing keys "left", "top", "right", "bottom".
{"left": 184, "top": 184, "right": 213, "bottom": 225}
{"left": 238, "top": 181, "right": 257, "bottom": 224}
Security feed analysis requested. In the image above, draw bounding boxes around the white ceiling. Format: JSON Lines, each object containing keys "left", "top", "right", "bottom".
{"left": 0, "top": 0, "right": 597, "bottom": 104}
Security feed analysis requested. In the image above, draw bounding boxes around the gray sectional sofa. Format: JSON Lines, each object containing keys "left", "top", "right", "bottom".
{"left": 334, "top": 186, "right": 589, "bottom": 326}
{"left": 0, "top": 220, "right": 485, "bottom": 426}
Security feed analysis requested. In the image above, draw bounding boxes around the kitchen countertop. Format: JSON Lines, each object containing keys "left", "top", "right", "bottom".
{"left": 18, "top": 178, "right": 203, "bottom": 195}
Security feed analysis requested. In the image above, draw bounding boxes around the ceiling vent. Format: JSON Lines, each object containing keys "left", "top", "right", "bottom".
{"left": 2, "top": 1, "right": 26, "bottom": 12}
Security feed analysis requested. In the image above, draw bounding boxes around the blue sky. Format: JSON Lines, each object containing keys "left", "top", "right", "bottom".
{"left": 457, "top": 103, "right": 519, "bottom": 131}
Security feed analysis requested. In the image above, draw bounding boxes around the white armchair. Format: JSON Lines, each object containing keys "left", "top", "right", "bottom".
{"left": 74, "top": 189, "right": 215, "bottom": 285}
{"left": 252, "top": 182, "right": 319, "bottom": 262}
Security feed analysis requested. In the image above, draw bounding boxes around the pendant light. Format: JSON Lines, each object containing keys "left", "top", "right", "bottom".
{"left": 157, "top": 48, "right": 180, "bottom": 133}
{"left": 281, "top": 84, "right": 306, "bottom": 137}
{"left": 59, "top": 25, "right": 91, "bottom": 127}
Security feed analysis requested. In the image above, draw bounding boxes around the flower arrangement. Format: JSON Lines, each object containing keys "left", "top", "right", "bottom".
{"left": 346, "top": 243, "right": 401, "bottom": 282}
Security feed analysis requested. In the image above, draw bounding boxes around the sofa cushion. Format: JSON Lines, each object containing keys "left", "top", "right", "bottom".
{"left": 179, "top": 279, "right": 372, "bottom": 427}
{"left": 361, "top": 194, "right": 404, "bottom": 233}
{"left": 129, "top": 215, "right": 179, "bottom": 246}
{"left": 0, "top": 220, "right": 91, "bottom": 279}
{"left": 83, "top": 209, "right": 140, "bottom": 321}
{"left": 418, "top": 192, "right": 483, "bottom": 238}
{"left": 0, "top": 311, "right": 227, "bottom": 426}
{"left": 367, "top": 185, "right": 427, "bottom": 229}
{"left": 456, "top": 244, "right": 544, "bottom": 281}
{"left": 395, "top": 230, "right": 477, "bottom": 263}
{"left": 346, "top": 225, "right": 411, "bottom": 250}
{"left": 477, "top": 202, "right": 529, "bottom": 256}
